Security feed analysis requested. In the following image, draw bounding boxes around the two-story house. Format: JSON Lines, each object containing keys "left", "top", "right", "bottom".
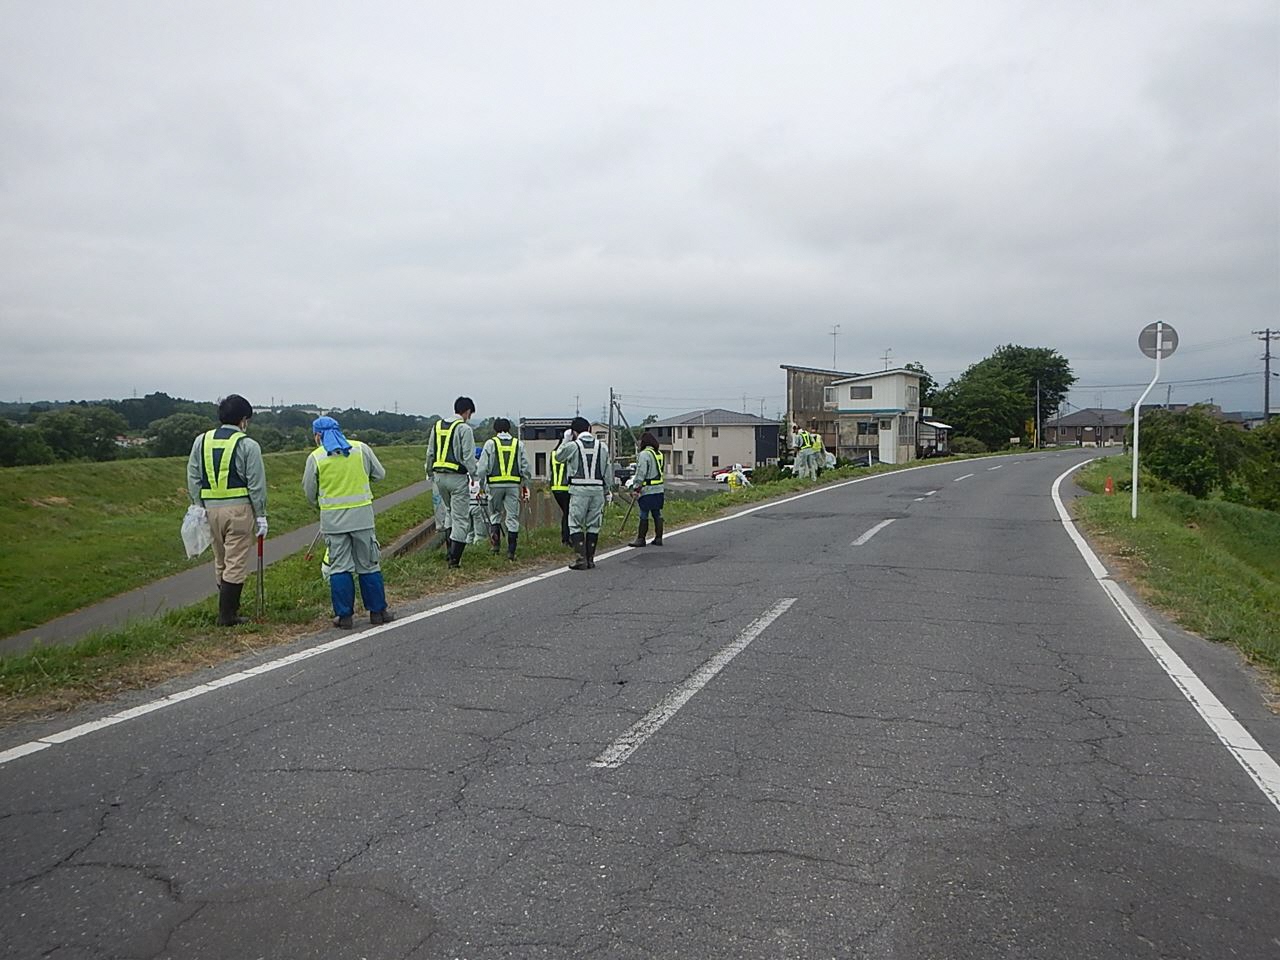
{"left": 829, "top": 368, "right": 922, "bottom": 465}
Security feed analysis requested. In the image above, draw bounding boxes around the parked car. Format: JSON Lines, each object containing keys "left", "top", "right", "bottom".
{"left": 614, "top": 464, "right": 635, "bottom": 483}
{"left": 711, "top": 466, "right": 752, "bottom": 483}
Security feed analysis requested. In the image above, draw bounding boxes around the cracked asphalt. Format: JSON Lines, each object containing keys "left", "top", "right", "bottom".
{"left": 2, "top": 450, "right": 1278, "bottom": 959}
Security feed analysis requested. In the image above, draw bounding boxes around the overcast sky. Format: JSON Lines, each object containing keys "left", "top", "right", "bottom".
{"left": 1, "top": 1, "right": 1276, "bottom": 422}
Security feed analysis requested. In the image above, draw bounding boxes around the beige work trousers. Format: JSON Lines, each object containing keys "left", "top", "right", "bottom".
{"left": 209, "top": 502, "right": 255, "bottom": 585}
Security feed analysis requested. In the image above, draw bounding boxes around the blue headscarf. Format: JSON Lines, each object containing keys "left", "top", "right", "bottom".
{"left": 312, "top": 416, "right": 352, "bottom": 456}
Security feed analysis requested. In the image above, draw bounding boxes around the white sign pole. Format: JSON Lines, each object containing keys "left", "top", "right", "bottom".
{"left": 1131, "top": 323, "right": 1165, "bottom": 519}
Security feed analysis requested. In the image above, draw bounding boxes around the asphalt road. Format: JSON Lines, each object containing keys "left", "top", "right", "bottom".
{"left": 2, "top": 450, "right": 1278, "bottom": 959}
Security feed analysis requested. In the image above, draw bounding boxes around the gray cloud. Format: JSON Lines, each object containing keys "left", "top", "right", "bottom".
{"left": 1, "top": 0, "right": 1275, "bottom": 420}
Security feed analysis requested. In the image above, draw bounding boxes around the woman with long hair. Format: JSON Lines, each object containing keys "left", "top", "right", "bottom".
{"left": 626, "top": 431, "right": 665, "bottom": 547}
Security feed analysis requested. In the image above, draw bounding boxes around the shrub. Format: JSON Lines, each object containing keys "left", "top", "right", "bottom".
{"left": 951, "top": 436, "right": 987, "bottom": 455}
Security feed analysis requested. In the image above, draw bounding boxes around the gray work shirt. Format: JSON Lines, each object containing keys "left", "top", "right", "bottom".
{"left": 187, "top": 429, "right": 268, "bottom": 517}
{"left": 303, "top": 442, "right": 386, "bottom": 533}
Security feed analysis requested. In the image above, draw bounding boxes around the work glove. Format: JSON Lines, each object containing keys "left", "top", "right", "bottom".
{"left": 520, "top": 487, "right": 530, "bottom": 503}
{"left": 255, "top": 516, "right": 268, "bottom": 538}
{"left": 562, "top": 428, "right": 574, "bottom": 442}
{"left": 605, "top": 492, "right": 614, "bottom": 505}
{"left": 468, "top": 480, "right": 481, "bottom": 497}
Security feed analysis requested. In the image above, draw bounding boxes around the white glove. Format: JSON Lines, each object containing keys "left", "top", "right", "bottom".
{"left": 255, "top": 516, "right": 268, "bottom": 537}
{"left": 562, "top": 428, "right": 575, "bottom": 442}
{"left": 469, "top": 480, "right": 481, "bottom": 497}
{"left": 605, "top": 492, "right": 614, "bottom": 504}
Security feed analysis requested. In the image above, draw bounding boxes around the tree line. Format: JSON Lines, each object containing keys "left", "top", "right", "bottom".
{"left": 0, "top": 393, "right": 447, "bottom": 467}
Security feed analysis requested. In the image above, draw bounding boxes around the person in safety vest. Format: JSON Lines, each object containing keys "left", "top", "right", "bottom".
{"left": 424, "top": 396, "right": 479, "bottom": 569}
{"left": 728, "top": 462, "right": 752, "bottom": 490}
{"left": 807, "top": 428, "right": 827, "bottom": 477}
{"left": 791, "top": 423, "right": 816, "bottom": 480}
{"left": 476, "top": 417, "right": 531, "bottom": 560}
{"left": 548, "top": 426, "right": 573, "bottom": 547}
{"left": 303, "top": 416, "right": 393, "bottom": 629}
{"left": 553, "top": 416, "right": 614, "bottom": 570}
{"left": 625, "top": 430, "right": 665, "bottom": 547}
{"left": 186, "top": 394, "right": 268, "bottom": 626}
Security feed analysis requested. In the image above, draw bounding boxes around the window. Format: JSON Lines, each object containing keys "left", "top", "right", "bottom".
{"left": 687, "top": 451, "right": 695, "bottom": 465}
{"left": 879, "top": 418, "right": 894, "bottom": 432}
{"left": 850, "top": 386, "right": 872, "bottom": 400}
{"left": 897, "top": 416, "right": 915, "bottom": 447}
{"left": 711, "top": 426, "right": 719, "bottom": 437}
{"left": 535, "top": 452, "right": 547, "bottom": 476}
{"left": 712, "top": 455, "right": 720, "bottom": 467}
{"left": 688, "top": 427, "right": 695, "bottom": 438}
{"left": 823, "top": 386, "right": 836, "bottom": 405}
{"left": 907, "top": 385, "right": 919, "bottom": 408}
{"left": 676, "top": 427, "right": 683, "bottom": 439}
{"left": 857, "top": 421, "right": 878, "bottom": 436}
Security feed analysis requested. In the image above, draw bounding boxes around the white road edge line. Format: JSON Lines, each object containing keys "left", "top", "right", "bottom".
{"left": 590, "top": 598, "right": 797, "bottom": 769}
{"left": 1051, "top": 460, "right": 1280, "bottom": 814}
{"left": 953, "top": 473, "right": 975, "bottom": 482}
{"left": 852, "top": 519, "right": 896, "bottom": 546}
{"left": 0, "top": 454, "right": 1022, "bottom": 769}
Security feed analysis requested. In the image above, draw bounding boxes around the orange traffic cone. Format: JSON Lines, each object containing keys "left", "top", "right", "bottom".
{"left": 1104, "top": 476, "right": 1114, "bottom": 495}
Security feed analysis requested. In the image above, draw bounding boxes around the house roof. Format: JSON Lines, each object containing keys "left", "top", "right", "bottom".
{"left": 1052, "top": 408, "right": 1130, "bottom": 427}
{"left": 646, "top": 408, "right": 779, "bottom": 428}
{"left": 832, "top": 368, "right": 921, "bottom": 385}
{"left": 779, "top": 364, "right": 862, "bottom": 378}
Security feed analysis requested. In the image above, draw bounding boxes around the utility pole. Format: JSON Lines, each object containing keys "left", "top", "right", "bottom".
{"left": 1256, "top": 328, "right": 1275, "bottom": 421}
{"left": 607, "top": 387, "right": 616, "bottom": 474}
{"left": 880, "top": 348, "right": 893, "bottom": 371}
{"left": 1035, "top": 378, "right": 1041, "bottom": 450}
{"left": 830, "top": 324, "right": 841, "bottom": 369}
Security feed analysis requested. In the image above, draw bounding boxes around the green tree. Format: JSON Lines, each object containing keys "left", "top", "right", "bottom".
{"left": 0, "top": 421, "right": 56, "bottom": 466}
{"left": 147, "top": 413, "right": 214, "bottom": 457}
{"left": 986, "top": 344, "right": 1075, "bottom": 421}
{"left": 933, "top": 365, "right": 1027, "bottom": 449}
{"left": 1139, "top": 406, "right": 1245, "bottom": 499}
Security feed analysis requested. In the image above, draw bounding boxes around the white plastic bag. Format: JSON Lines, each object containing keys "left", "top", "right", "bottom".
{"left": 181, "top": 505, "right": 213, "bottom": 558}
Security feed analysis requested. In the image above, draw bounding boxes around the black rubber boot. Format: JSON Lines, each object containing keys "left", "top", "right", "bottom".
{"left": 628, "top": 519, "right": 648, "bottom": 548}
{"left": 451, "top": 540, "right": 466, "bottom": 568}
{"left": 585, "top": 533, "right": 598, "bottom": 569}
{"left": 506, "top": 530, "right": 518, "bottom": 561}
{"left": 568, "top": 534, "right": 588, "bottom": 570}
{"left": 217, "top": 581, "right": 248, "bottom": 626}
{"left": 652, "top": 518, "right": 664, "bottom": 545}
{"left": 489, "top": 524, "right": 502, "bottom": 553}
{"left": 447, "top": 538, "right": 463, "bottom": 569}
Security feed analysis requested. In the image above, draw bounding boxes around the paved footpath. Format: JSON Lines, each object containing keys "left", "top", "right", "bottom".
{"left": 0, "top": 481, "right": 431, "bottom": 658}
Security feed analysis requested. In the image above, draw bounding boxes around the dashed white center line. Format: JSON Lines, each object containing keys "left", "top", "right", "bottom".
{"left": 852, "top": 519, "right": 897, "bottom": 546}
{"left": 912, "top": 490, "right": 939, "bottom": 501}
{"left": 953, "top": 473, "right": 975, "bottom": 482}
{"left": 988, "top": 465, "right": 1003, "bottom": 471}
{"left": 590, "top": 598, "right": 797, "bottom": 769}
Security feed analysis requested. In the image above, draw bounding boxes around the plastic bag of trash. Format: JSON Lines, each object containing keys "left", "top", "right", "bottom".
{"left": 824, "top": 451, "right": 837, "bottom": 468}
{"left": 181, "top": 505, "right": 213, "bottom": 558}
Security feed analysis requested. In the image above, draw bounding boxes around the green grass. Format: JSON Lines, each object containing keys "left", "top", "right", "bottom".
{"left": 0, "top": 445, "right": 428, "bottom": 638}
{"left": 1074, "top": 457, "right": 1280, "bottom": 675}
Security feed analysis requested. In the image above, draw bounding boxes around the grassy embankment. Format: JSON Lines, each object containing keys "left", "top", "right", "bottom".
{"left": 0, "top": 456, "right": 963, "bottom": 720}
{"left": 0, "top": 445, "right": 430, "bottom": 639}
{"left": 1072, "top": 457, "right": 1280, "bottom": 677}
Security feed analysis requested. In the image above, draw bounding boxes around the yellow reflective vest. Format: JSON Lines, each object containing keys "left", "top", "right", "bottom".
{"left": 645, "top": 450, "right": 665, "bottom": 486}
{"left": 199, "top": 427, "right": 248, "bottom": 501}
{"left": 313, "top": 441, "right": 373, "bottom": 511}
{"left": 432, "top": 419, "right": 463, "bottom": 472}
{"left": 549, "top": 454, "right": 569, "bottom": 492}
{"left": 488, "top": 436, "right": 521, "bottom": 484}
